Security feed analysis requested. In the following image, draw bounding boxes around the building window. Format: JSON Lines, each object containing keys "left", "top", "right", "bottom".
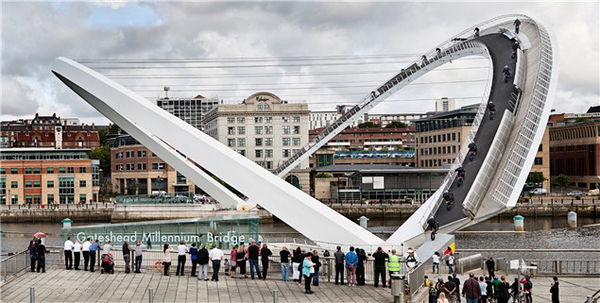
{"left": 227, "top": 139, "right": 236, "bottom": 147}
{"left": 0, "top": 168, "right": 4, "bottom": 175}
{"left": 137, "top": 150, "right": 147, "bottom": 157}
{"left": 79, "top": 180, "right": 87, "bottom": 187}
{"left": 283, "top": 126, "right": 290, "bottom": 135}
{"left": 67, "top": 167, "right": 74, "bottom": 173}
{"left": 265, "top": 149, "right": 273, "bottom": 158}
{"left": 255, "top": 150, "right": 263, "bottom": 158}
{"left": 47, "top": 194, "right": 54, "bottom": 204}
{"left": 152, "top": 163, "right": 166, "bottom": 170}
{"left": 265, "top": 117, "right": 272, "bottom": 124}
{"left": 254, "top": 117, "right": 263, "bottom": 124}
{"left": 237, "top": 138, "right": 246, "bottom": 147}
{"left": 238, "top": 150, "right": 245, "bottom": 156}
{"left": 227, "top": 117, "right": 236, "bottom": 124}
{"left": 79, "top": 167, "right": 87, "bottom": 173}
{"left": 282, "top": 138, "right": 290, "bottom": 146}
{"left": 538, "top": 144, "right": 543, "bottom": 152}
{"left": 137, "top": 163, "right": 147, "bottom": 170}
{"left": 265, "top": 126, "right": 273, "bottom": 134}
{"left": 534, "top": 157, "right": 543, "bottom": 165}
{"left": 11, "top": 168, "right": 18, "bottom": 174}
{"left": 282, "top": 116, "right": 290, "bottom": 123}
{"left": 25, "top": 181, "right": 33, "bottom": 188}
{"left": 255, "top": 126, "right": 263, "bottom": 135}
{"left": 255, "top": 138, "right": 263, "bottom": 146}
{"left": 47, "top": 167, "right": 54, "bottom": 174}
{"left": 293, "top": 116, "right": 301, "bottom": 123}
{"left": 265, "top": 138, "right": 273, "bottom": 146}
{"left": 25, "top": 168, "right": 32, "bottom": 174}
{"left": 33, "top": 181, "right": 41, "bottom": 188}
{"left": 237, "top": 127, "right": 245, "bottom": 135}
{"left": 257, "top": 103, "right": 270, "bottom": 111}
{"left": 292, "top": 138, "right": 301, "bottom": 146}
{"left": 228, "top": 127, "right": 236, "bottom": 135}
{"left": 47, "top": 180, "right": 54, "bottom": 188}
{"left": 293, "top": 126, "right": 300, "bottom": 135}
{"left": 11, "top": 181, "right": 18, "bottom": 188}
{"left": 25, "top": 195, "right": 33, "bottom": 204}
{"left": 237, "top": 117, "right": 245, "bottom": 123}
{"left": 79, "top": 194, "right": 87, "bottom": 203}
{"left": 34, "top": 195, "right": 41, "bottom": 204}
{"left": 283, "top": 149, "right": 291, "bottom": 158}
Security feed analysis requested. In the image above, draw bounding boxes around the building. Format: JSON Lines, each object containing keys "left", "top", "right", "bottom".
{"left": 1, "top": 113, "right": 100, "bottom": 149}
{"left": 0, "top": 148, "right": 100, "bottom": 205}
{"left": 109, "top": 135, "right": 198, "bottom": 196}
{"left": 156, "top": 95, "right": 219, "bottom": 130}
{"left": 414, "top": 104, "right": 478, "bottom": 168}
{"left": 309, "top": 126, "right": 416, "bottom": 168}
{"left": 364, "top": 113, "right": 431, "bottom": 127}
{"left": 549, "top": 115, "right": 600, "bottom": 190}
{"left": 203, "top": 92, "right": 311, "bottom": 191}
{"left": 312, "top": 164, "right": 448, "bottom": 203}
{"left": 529, "top": 125, "right": 551, "bottom": 190}
{"left": 309, "top": 110, "right": 341, "bottom": 130}
{"left": 435, "top": 97, "right": 456, "bottom": 112}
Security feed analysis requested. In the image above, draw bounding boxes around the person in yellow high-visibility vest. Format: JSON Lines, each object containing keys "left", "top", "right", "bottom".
{"left": 387, "top": 249, "right": 400, "bottom": 287}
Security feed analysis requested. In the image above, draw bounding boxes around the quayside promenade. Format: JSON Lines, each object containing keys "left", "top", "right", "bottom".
{"left": 1, "top": 268, "right": 598, "bottom": 302}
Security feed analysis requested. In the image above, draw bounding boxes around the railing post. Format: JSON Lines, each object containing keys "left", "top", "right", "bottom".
{"left": 29, "top": 287, "right": 35, "bottom": 303}
{"left": 148, "top": 288, "right": 154, "bottom": 303}
{"left": 272, "top": 290, "right": 278, "bottom": 303}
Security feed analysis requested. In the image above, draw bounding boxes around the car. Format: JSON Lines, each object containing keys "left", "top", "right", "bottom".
{"left": 566, "top": 190, "right": 586, "bottom": 197}
{"left": 529, "top": 188, "right": 547, "bottom": 195}
{"left": 587, "top": 189, "right": 599, "bottom": 196}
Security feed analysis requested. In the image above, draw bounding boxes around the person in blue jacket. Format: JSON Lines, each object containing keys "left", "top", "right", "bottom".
{"left": 345, "top": 247, "right": 358, "bottom": 286}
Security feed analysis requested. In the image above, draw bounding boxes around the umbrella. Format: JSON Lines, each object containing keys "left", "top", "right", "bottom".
{"left": 33, "top": 232, "right": 47, "bottom": 239}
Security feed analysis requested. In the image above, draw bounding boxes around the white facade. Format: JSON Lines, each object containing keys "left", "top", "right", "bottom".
{"left": 157, "top": 96, "right": 219, "bottom": 130}
{"left": 435, "top": 97, "right": 456, "bottom": 112}
{"left": 203, "top": 92, "right": 310, "bottom": 171}
{"left": 309, "top": 110, "right": 341, "bottom": 130}
{"left": 366, "top": 113, "right": 430, "bottom": 126}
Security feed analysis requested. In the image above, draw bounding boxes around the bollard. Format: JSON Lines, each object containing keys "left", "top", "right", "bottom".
{"left": 272, "top": 289, "right": 278, "bottom": 303}
{"left": 390, "top": 274, "right": 404, "bottom": 303}
{"left": 568, "top": 211, "right": 577, "bottom": 228}
{"left": 148, "top": 288, "right": 154, "bottom": 303}
{"left": 513, "top": 215, "right": 524, "bottom": 231}
{"left": 30, "top": 287, "right": 35, "bottom": 303}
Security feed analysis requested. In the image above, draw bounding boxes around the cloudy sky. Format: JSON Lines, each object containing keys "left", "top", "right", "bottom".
{"left": 1, "top": 1, "right": 598, "bottom": 125}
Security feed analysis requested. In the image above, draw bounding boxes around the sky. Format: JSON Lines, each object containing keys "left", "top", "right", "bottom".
{"left": 1, "top": 1, "right": 598, "bottom": 125}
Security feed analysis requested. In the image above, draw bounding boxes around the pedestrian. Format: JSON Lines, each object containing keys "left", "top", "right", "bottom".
{"left": 311, "top": 250, "right": 321, "bottom": 286}
{"left": 35, "top": 239, "right": 47, "bottom": 273}
{"left": 474, "top": 27, "right": 480, "bottom": 37}
{"left": 437, "top": 292, "right": 450, "bottom": 303}
{"left": 406, "top": 248, "right": 418, "bottom": 272}
{"left": 345, "top": 246, "right": 358, "bottom": 287}
{"left": 63, "top": 236, "right": 74, "bottom": 270}
{"left": 462, "top": 273, "right": 481, "bottom": 303}
{"left": 82, "top": 238, "right": 91, "bottom": 271}
{"left": 292, "top": 246, "right": 303, "bottom": 282}
{"left": 510, "top": 277, "right": 520, "bottom": 302}
{"left": 89, "top": 240, "right": 99, "bottom": 272}
{"left": 102, "top": 240, "right": 113, "bottom": 255}
{"left": 520, "top": 276, "right": 533, "bottom": 303}
{"left": 550, "top": 276, "right": 559, "bottom": 303}
{"left": 122, "top": 240, "right": 133, "bottom": 273}
{"left": 28, "top": 239, "right": 38, "bottom": 272}
{"left": 485, "top": 276, "right": 494, "bottom": 302}
{"left": 260, "top": 243, "right": 272, "bottom": 280}
{"left": 73, "top": 240, "right": 82, "bottom": 270}
{"left": 372, "top": 247, "right": 388, "bottom": 288}
{"left": 236, "top": 244, "right": 247, "bottom": 279}
{"left": 513, "top": 19, "right": 521, "bottom": 34}
{"left": 436, "top": 277, "right": 447, "bottom": 299}
{"left": 247, "top": 240, "right": 262, "bottom": 279}
{"left": 302, "top": 252, "right": 315, "bottom": 294}
{"left": 444, "top": 276, "right": 457, "bottom": 302}
{"left": 209, "top": 245, "right": 224, "bottom": 281}
{"left": 452, "top": 273, "right": 462, "bottom": 303}
{"left": 485, "top": 256, "right": 495, "bottom": 278}
{"left": 198, "top": 244, "right": 210, "bottom": 281}
{"left": 424, "top": 275, "right": 436, "bottom": 303}
{"left": 387, "top": 249, "right": 400, "bottom": 287}
{"left": 498, "top": 276, "right": 511, "bottom": 303}
{"left": 356, "top": 248, "right": 366, "bottom": 286}
{"left": 447, "top": 253, "right": 455, "bottom": 273}
{"left": 134, "top": 240, "right": 144, "bottom": 273}
{"left": 297, "top": 250, "right": 305, "bottom": 284}
{"left": 479, "top": 276, "right": 488, "bottom": 303}
{"left": 176, "top": 241, "right": 188, "bottom": 276}
{"left": 432, "top": 252, "right": 441, "bottom": 274}
{"left": 511, "top": 41, "right": 520, "bottom": 59}
{"left": 228, "top": 245, "right": 237, "bottom": 278}
{"left": 279, "top": 246, "right": 291, "bottom": 281}
{"left": 162, "top": 243, "right": 172, "bottom": 276}
{"left": 333, "top": 246, "right": 345, "bottom": 285}
{"left": 189, "top": 243, "right": 199, "bottom": 277}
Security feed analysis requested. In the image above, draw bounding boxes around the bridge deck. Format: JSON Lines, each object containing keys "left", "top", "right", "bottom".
{"left": 435, "top": 33, "right": 518, "bottom": 226}
{"left": 0, "top": 268, "right": 391, "bottom": 303}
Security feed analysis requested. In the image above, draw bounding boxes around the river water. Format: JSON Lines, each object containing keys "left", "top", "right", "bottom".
{"left": 2, "top": 216, "right": 599, "bottom": 260}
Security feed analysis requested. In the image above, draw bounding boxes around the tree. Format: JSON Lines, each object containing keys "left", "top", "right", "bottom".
{"left": 357, "top": 121, "right": 381, "bottom": 128}
{"left": 89, "top": 146, "right": 111, "bottom": 177}
{"left": 552, "top": 174, "right": 571, "bottom": 192}
{"left": 526, "top": 172, "right": 546, "bottom": 185}
{"left": 385, "top": 121, "right": 408, "bottom": 128}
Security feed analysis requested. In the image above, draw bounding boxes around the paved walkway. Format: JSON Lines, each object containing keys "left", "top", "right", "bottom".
{"left": 1, "top": 268, "right": 392, "bottom": 302}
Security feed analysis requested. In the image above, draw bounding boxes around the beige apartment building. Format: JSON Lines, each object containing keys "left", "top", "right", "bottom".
{"left": 415, "top": 104, "right": 478, "bottom": 168}
{"left": 203, "top": 92, "right": 311, "bottom": 192}
{"left": 530, "top": 126, "right": 551, "bottom": 190}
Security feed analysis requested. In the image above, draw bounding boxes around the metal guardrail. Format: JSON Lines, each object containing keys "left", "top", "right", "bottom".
{"left": 0, "top": 250, "right": 30, "bottom": 283}
{"left": 1, "top": 202, "right": 114, "bottom": 210}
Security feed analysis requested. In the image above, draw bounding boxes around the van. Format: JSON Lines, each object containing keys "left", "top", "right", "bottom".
{"left": 529, "top": 188, "right": 547, "bottom": 195}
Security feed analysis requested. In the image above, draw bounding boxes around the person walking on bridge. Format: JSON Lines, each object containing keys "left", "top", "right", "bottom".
{"left": 198, "top": 244, "right": 210, "bottom": 281}
{"left": 248, "top": 240, "right": 262, "bottom": 279}
{"left": 122, "top": 240, "right": 133, "bottom": 273}
{"left": 28, "top": 239, "right": 37, "bottom": 272}
{"left": 334, "top": 246, "right": 345, "bottom": 285}
{"left": 513, "top": 19, "right": 521, "bottom": 34}
{"left": 175, "top": 241, "right": 188, "bottom": 276}
{"left": 462, "top": 273, "right": 481, "bottom": 303}
{"left": 432, "top": 252, "right": 441, "bottom": 274}
{"left": 63, "top": 237, "right": 74, "bottom": 270}
{"left": 260, "top": 243, "right": 272, "bottom": 280}
{"left": 452, "top": 273, "right": 462, "bottom": 303}
{"left": 89, "top": 240, "right": 99, "bottom": 272}
{"left": 485, "top": 257, "right": 496, "bottom": 278}
{"left": 550, "top": 276, "right": 560, "bottom": 303}
{"left": 387, "top": 249, "right": 400, "bottom": 287}
{"left": 372, "top": 247, "right": 388, "bottom": 288}
{"left": 209, "top": 245, "right": 224, "bottom": 281}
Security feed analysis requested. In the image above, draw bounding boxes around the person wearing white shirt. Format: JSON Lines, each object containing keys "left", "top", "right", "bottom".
{"left": 63, "top": 237, "right": 74, "bottom": 270}
{"left": 209, "top": 245, "right": 224, "bottom": 281}
{"left": 432, "top": 252, "right": 441, "bottom": 274}
{"left": 176, "top": 241, "right": 188, "bottom": 276}
{"left": 163, "top": 244, "right": 172, "bottom": 276}
{"left": 81, "top": 238, "right": 91, "bottom": 271}
{"left": 73, "top": 240, "right": 82, "bottom": 270}
{"left": 102, "top": 241, "right": 113, "bottom": 255}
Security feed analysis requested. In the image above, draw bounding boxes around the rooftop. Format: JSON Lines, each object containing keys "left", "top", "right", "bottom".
{"left": 315, "top": 164, "right": 449, "bottom": 173}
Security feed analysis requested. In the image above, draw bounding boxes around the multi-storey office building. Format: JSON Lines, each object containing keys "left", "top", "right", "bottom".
{"left": 203, "top": 92, "right": 310, "bottom": 191}
{"left": 0, "top": 148, "right": 100, "bottom": 204}
{"left": 156, "top": 95, "right": 219, "bottom": 130}
{"left": 309, "top": 110, "right": 341, "bottom": 130}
